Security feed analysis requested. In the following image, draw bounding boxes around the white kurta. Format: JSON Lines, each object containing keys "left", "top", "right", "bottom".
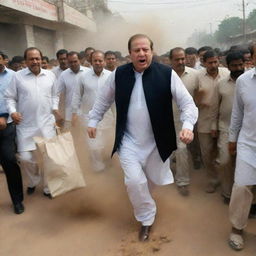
{"left": 88, "top": 68, "right": 198, "bottom": 225}
{"left": 53, "top": 66, "right": 90, "bottom": 121}
{"left": 5, "top": 68, "right": 58, "bottom": 152}
{"left": 229, "top": 68, "right": 256, "bottom": 185}
{"left": 72, "top": 68, "right": 113, "bottom": 130}
{"left": 88, "top": 69, "right": 198, "bottom": 185}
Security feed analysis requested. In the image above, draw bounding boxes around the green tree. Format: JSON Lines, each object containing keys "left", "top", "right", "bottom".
{"left": 247, "top": 9, "right": 256, "bottom": 30}
{"left": 215, "top": 17, "right": 242, "bottom": 43}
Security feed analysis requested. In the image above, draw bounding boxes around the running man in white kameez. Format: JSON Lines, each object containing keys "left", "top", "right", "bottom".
{"left": 87, "top": 34, "right": 198, "bottom": 241}
{"left": 228, "top": 44, "right": 256, "bottom": 251}
{"left": 72, "top": 50, "right": 113, "bottom": 171}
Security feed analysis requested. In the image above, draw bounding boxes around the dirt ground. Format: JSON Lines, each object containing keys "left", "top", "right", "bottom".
{"left": 1, "top": 129, "right": 256, "bottom": 256}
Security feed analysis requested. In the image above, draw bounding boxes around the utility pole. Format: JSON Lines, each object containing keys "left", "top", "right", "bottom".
{"left": 242, "top": 0, "right": 246, "bottom": 43}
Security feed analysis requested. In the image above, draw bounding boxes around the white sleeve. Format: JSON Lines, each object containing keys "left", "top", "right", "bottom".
{"left": 51, "top": 75, "right": 59, "bottom": 111}
{"left": 71, "top": 76, "right": 84, "bottom": 114}
{"left": 88, "top": 71, "right": 116, "bottom": 128}
{"left": 171, "top": 70, "right": 198, "bottom": 131}
{"left": 52, "top": 74, "right": 65, "bottom": 110}
{"left": 229, "top": 79, "right": 243, "bottom": 142}
{"left": 4, "top": 75, "right": 18, "bottom": 114}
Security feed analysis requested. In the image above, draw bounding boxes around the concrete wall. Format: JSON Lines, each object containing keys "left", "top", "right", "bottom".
{"left": 0, "top": 23, "right": 27, "bottom": 57}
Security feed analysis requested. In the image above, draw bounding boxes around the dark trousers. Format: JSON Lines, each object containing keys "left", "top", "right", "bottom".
{"left": 0, "top": 123, "right": 23, "bottom": 205}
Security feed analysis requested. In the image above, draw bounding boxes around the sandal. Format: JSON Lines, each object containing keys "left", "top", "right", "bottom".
{"left": 228, "top": 233, "right": 244, "bottom": 251}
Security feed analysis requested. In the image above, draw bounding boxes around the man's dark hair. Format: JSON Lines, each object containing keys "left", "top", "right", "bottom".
{"left": 42, "top": 56, "right": 49, "bottom": 63}
{"left": 203, "top": 50, "right": 218, "bottom": 62}
{"left": 84, "top": 47, "right": 95, "bottom": 53}
{"left": 24, "top": 47, "right": 43, "bottom": 60}
{"left": 169, "top": 47, "right": 185, "bottom": 59}
{"left": 105, "top": 51, "right": 117, "bottom": 58}
{"left": 185, "top": 47, "right": 198, "bottom": 55}
{"left": 128, "top": 34, "right": 153, "bottom": 52}
{"left": 11, "top": 56, "right": 24, "bottom": 63}
{"left": 198, "top": 46, "right": 212, "bottom": 55}
{"left": 67, "top": 51, "right": 79, "bottom": 58}
{"left": 56, "top": 49, "right": 68, "bottom": 59}
{"left": 226, "top": 51, "right": 244, "bottom": 66}
{"left": 3, "top": 54, "right": 8, "bottom": 60}
{"left": 91, "top": 50, "right": 105, "bottom": 61}
{"left": 0, "top": 51, "right": 5, "bottom": 59}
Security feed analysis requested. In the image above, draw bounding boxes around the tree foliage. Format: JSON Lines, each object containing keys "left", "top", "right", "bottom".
{"left": 247, "top": 9, "right": 256, "bottom": 31}
{"left": 214, "top": 17, "right": 242, "bottom": 43}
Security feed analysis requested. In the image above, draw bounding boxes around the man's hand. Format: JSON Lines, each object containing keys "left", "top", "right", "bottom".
{"left": 0, "top": 117, "right": 7, "bottom": 130}
{"left": 211, "top": 130, "right": 218, "bottom": 138}
{"left": 179, "top": 128, "right": 194, "bottom": 144}
{"left": 229, "top": 142, "right": 237, "bottom": 156}
{"left": 87, "top": 127, "right": 97, "bottom": 138}
{"left": 11, "top": 112, "right": 22, "bottom": 124}
{"left": 53, "top": 110, "right": 64, "bottom": 127}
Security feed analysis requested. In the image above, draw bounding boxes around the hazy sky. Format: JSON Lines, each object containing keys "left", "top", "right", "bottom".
{"left": 107, "top": 0, "right": 256, "bottom": 53}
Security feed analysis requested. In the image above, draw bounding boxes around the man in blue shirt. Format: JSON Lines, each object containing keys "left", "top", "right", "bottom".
{"left": 0, "top": 51, "right": 24, "bottom": 214}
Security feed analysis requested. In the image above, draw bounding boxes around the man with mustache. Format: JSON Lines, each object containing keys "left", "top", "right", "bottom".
{"left": 169, "top": 47, "right": 200, "bottom": 196}
{"left": 211, "top": 51, "right": 245, "bottom": 204}
{"left": 5, "top": 47, "right": 58, "bottom": 199}
{"left": 228, "top": 44, "right": 256, "bottom": 251}
{"left": 195, "top": 50, "right": 229, "bottom": 193}
{"left": 87, "top": 34, "right": 198, "bottom": 241}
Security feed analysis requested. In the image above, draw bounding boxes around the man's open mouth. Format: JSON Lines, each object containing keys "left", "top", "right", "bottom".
{"left": 139, "top": 59, "right": 146, "bottom": 64}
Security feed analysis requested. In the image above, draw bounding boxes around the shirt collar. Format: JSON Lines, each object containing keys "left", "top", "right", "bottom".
{"left": 251, "top": 67, "right": 256, "bottom": 79}
{"left": 92, "top": 68, "right": 106, "bottom": 77}
{"left": 25, "top": 67, "right": 46, "bottom": 76}
{"left": 69, "top": 65, "right": 84, "bottom": 74}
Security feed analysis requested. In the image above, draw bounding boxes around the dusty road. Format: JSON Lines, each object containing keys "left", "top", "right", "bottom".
{"left": 1, "top": 139, "right": 256, "bottom": 255}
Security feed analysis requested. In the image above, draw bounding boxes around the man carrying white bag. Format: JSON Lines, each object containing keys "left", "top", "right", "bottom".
{"left": 33, "top": 130, "right": 86, "bottom": 198}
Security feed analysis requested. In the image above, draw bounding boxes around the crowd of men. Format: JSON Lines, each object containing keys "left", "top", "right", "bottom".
{"left": 0, "top": 36, "right": 256, "bottom": 249}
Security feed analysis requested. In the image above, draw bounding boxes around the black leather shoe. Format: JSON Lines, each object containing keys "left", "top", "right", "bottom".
{"left": 14, "top": 202, "right": 24, "bottom": 214}
{"left": 43, "top": 192, "right": 53, "bottom": 199}
{"left": 27, "top": 186, "right": 36, "bottom": 195}
{"left": 139, "top": 225, "right": 151, "bottom": 242}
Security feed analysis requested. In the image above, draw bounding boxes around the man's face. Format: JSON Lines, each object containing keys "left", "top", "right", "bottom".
{"left": 0, "top": 55, "right": 5, "bottom": 69}
{"left": 228, "top": 59, "right": 244, "bottom": 80}
{"left": 41, "top": 60, "right": 48, "bottom": 69}
{"left": 92, "top": 53, "right": 105, "bottom": 74}
{"left": 204, "top": 56, "right": 219, "bottom": 74}
{"left": 129, "top": 37, "right": 153, "bottom": 73}
{"left": 68, "top": 54, "right": 80, "bottom": 73}
{"left": 243, "top": 53, "right": 253, "bottom": 69}
{"left": 85, "top": 49, "right": 94, "bottom": 63}
{"left": 25, "top": 50, "right": 42, "bottom": 75}
{"left": 185, "top": 54, "right": 197, "bottom": 68}
{"left": 170, "top": 50, "right": 186, "bottom": 73}
{"left": 21, "top": 60, "right": 26, "bottom": 68}
{"left": 199, "top": 50, "right": 207, "bottom": 66}
{"left": 10, "top": 62, "right": 22, "bottom": 72}
{"left": 105, "top": 54, "right": 117, "bottom": 70}
{"left": 58, "top": 53, "right": 68, "bottom": 70}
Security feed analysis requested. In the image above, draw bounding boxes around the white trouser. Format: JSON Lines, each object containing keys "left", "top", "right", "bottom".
{"left": 18, "top": 151, "right": 50, "bottom": 193}
{"left": 229, "top": 184, "right": 253, "bottom": 230}
{"left": 118, "top": 149, "right": 159, "bottom": 226}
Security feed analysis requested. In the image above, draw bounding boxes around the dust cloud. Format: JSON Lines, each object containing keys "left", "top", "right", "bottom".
{"left": 65, "top": 13, "right": 176, "bottom": 56}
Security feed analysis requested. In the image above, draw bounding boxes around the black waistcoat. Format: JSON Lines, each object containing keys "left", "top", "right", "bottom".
{"left": 112, "top": 61, "right": 177, "bottom": 162}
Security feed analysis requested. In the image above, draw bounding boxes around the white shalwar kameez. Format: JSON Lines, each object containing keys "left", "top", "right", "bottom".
{"left": 88, "top": 69, "right": 198, "bottom": 225}
{"left": 72, "top": 68, "right": 113, "bottom": 171}
{"left": 229, "top": 68, "right": 256, "bottom": 186}
{"left": 5, "top": 68, "right": 58, "bottom": 192}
